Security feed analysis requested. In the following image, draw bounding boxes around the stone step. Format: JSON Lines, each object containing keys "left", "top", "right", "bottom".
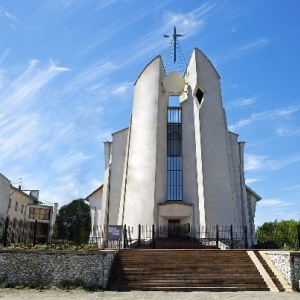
{"left": 253, "top": 251, "right": 285, "bottom": 292}
{"left": 108, "top": 249, "right": 271, "bottom": 292}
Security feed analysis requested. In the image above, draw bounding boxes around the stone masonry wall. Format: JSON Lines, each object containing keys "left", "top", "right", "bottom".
{"left": 265, "top": 251, "right": 300, "bottom": 285}
{"left": 0, "top": 250, "right": 116, "bottom": 289}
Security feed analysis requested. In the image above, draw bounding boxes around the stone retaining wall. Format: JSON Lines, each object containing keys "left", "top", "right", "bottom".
{"left": 1, "top": 250, "right": 299, "bottom": 290}
{"left": 265, "top": 251, "right": 300, "bottom": 285}
{"left": 0, "top": 250, "right": 116, "bottom": 289}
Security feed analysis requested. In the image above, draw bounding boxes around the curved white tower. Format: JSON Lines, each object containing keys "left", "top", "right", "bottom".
{"left": 99, "top": 48, "right": 260, "bottom": 243}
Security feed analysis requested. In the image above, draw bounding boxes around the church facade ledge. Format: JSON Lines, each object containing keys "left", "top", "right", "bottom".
{"left": 158, "top": 201, "right": 193, "bottom": 206}
{"left": 158, "top": 201, "right": 193, "bottom": 220}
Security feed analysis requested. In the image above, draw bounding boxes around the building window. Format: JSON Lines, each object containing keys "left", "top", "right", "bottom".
{"left": 15, "top": 201, "right": 18, "bottom": 211}
{"left": 13, "top": 217, "right": 17, "bottom": 229}
{"left": 195, "top": 88, "right": 204, "bottom": 105}
{"left": 21, "top": 205, "right": 24, "bottom": 214}
{"left": 28, "top": 207, "right": 51, "bottom": 220}
{"left": 29, "top": 222, "right": 49, "bottom": 243}
{"left": 167, "top": 107, "right": 183, "bottom": 201}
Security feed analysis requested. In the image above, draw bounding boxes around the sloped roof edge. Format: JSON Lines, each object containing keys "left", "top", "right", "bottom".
{"left": 246, "top": 185, "right": 262, "bottom": 201}
{"left": 86, "top": 184, "right": 104, "bottom": 200}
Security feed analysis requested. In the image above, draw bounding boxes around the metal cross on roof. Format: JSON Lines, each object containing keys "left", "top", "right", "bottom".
{"left": 164, "top": 26, "right": 184, "bottom": 63}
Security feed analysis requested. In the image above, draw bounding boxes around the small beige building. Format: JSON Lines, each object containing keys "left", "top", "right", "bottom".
{"left": 91, "top": 48, "right": 261, "bottom": 246}
{"left": 0, "top": 174, "right": 57, "bottom": 244}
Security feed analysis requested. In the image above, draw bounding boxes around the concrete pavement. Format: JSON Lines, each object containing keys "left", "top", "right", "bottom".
{"left": 0, "top": 289, "right": 299, "bottom": 300}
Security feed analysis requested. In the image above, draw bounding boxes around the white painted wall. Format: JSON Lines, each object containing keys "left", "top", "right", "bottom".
{"left": 153, "top": 71, "right": 168, "bottom": 227}
{"left": 87, "top": 187, "right": 103, "bottom": 237}
{"left": 98, "top": 142, "right": 112, "bottom": 231}
{"left": 108, "top": 129, "right": 128, "bottom": 225}
{"left": 122, "top": 56, "right": 166, "bottom": 233}
{"left": 181, "top": 87, "right": 202, "bottom": 228}
{"left": 228, "top": 132, "right": 243, "bottom": 226}
{"left": 8, "top": 187, "right": 34, "bottom": 224}
{"left": 185, "top": 48, "right": 237, "bottom": 226}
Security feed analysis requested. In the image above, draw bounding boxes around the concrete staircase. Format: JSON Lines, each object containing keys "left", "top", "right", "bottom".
{"left": 108, "top": 249, "right": 273, "bottom": 291}
{"left": 254, "top": 251, "right": 286, "bottom": 292}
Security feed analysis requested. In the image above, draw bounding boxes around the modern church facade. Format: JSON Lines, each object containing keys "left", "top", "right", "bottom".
{"left": 92, "top": 48, "right": 261, "bottom": 246}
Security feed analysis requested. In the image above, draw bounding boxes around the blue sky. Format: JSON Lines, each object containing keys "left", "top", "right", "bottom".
{"left": 0, "top": 0, "right": 299, "bottom": 226}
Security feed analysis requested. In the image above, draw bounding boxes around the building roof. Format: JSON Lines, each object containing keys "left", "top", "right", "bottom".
{"left": 10, "top": 185, "right": 39, "bottom": 202}
{"left": 246, "top": 185, "right": 262, "bottom": 201}
{"left": 86, "top": 184, "right": 103, "bottom": 201}
{"left": 0, "top": 173, "right": 10, "bottom": 182}
{"left": 112, "top": 127, "right": 129, "bottom": 136}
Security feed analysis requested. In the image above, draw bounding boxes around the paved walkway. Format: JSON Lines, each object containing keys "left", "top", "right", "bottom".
{"left": 0, "top": 289, "right": 299, "bottom": 300}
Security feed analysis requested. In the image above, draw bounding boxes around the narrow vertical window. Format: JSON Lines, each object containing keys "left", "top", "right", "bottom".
{"left": 167, "top": 107, "right": 182, "bottom": 201}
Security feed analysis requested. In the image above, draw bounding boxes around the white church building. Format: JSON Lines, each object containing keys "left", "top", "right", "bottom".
{"left": 88, "top": 47, "right": 261, "bottom": 246}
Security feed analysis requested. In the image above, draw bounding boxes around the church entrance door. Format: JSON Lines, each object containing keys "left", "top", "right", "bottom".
{"left": 168, "top": 219, "right": 180, "bottom": 237}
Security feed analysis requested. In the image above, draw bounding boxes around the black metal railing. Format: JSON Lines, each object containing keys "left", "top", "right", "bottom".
{"left": 2, "top": 218, "right": 300, "bottom": 250}
{"left": 0, "top": 216, "right": 53, "bottom": 246}
{"left": 88, "top": 224, "right": 256, "bottom": 250}
{"left": 87, "top": 224, "right": 300, "bottom": 250}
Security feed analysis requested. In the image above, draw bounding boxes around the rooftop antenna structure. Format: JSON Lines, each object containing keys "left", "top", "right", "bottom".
{"left": 163, "top": 26, "right": 187, "bottom": 75}
{"left": 19, "top": 178, "right": 23, "bottom": 190}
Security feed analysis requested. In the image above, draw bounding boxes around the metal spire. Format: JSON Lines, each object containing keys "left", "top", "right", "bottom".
{"left": 164, "top": 26, "right": 184, "bottom": 63}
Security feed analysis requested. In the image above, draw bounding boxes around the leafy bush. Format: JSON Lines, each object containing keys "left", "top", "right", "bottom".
{"left": 256, "top": 219, "right": 300, "bottom": 250}
{"left": 0, "top": 242, "right": 100, "bottom": 251}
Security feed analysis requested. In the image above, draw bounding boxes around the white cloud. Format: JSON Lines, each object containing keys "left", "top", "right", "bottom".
{"left": 226, "top": 38, "right": 269, "bottom": 61}
{"left": 267, "top": 154, "right": 300, "bottom": 170}
{"left": 163, "top": 5, "right": 209, "bottom": 35}
{"left": 258, "top": 198, "right": 295, "bottom": 208}
{"left": 276, "top": 127, "right": 300, "bottom": 137}
{"left": 245, "top": 153, "right": 300, "bottom": 172}
{"left": 0, "top": 6, "right": 18, "bottom": 21}
{"left": 229, "top": 97, "right": 256, "bottom": 108}
{"left": 244, "top": 154, "right": 267, "bottom": 171}
{"left": 64, "top": 61, "right": 118, "bottom": 93}
{"left": 113, "top": 3, "right": 218, "bottom": 68}
{"left": 245, "top": 178, "right": 260, "bottom": 184}
{"left": 112, "top": 82, "right": 132, "bottom": 95}
{"left": 0, "top": 60, "right": 69, "bottom": 112}
{"left": 51, "top": 152, "right": 92, "bottom": 174}
{"left": 38, "top": 175, "right": 103, "bottom": 208}
{"left": 39, "top": 1, "right": 88, "bottom": 18}
{"left": 0, "top": 59, "right": 71, "bottom": 165}
{"left": 0, "top": 114, "right": 42, "bottom": 162}
{"left": 236, "top": 38, "right": 269, "bottom": 53}
{"left": 79, "top": 0, "right": 173, "bottom": 59}
{"left": 229, "top": 106, "right": 299, "bottom": 131}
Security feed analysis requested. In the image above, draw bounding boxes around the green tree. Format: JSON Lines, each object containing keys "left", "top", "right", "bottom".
{"left": 256, "top": 219, "right": 300, "bottom": 250}
{"left": 55, "top": 199, "right": 91, "bottom": 244}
